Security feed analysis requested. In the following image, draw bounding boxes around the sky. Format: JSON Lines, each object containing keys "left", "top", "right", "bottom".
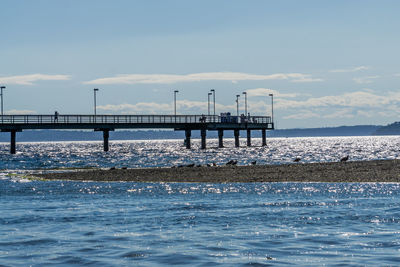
{"left": 1, "top": 0, "right": 400, "bottom": 129}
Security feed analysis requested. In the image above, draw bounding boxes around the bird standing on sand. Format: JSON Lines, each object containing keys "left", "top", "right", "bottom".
{"left": 293, "top": 157, "right": 301, "bottom": 162}
{"left": 340, "top": 155, "right": 349, "bottom": 162}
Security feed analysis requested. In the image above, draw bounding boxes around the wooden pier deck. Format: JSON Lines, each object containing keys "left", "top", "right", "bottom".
{"left": 0, "top": 114, "right": 274, "bottom": 154}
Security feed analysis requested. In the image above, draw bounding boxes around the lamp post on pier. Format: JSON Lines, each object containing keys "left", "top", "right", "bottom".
{"left": 269, "top": 93, "right": 274, "bottom": 124}
{"left": 236, "top": 94, "right": 240, "bottom": 118}
{"left": 242, "top": 91, "right": 247, "bottom": 117}
{"left": 210, "top": 89, "right": 215, "bottom": 121}
{"left": 0, "top": 86, "right": 5, "bottom": 116}
{"left": 93, "top": 88, "right": 99, "bottom": 116}
{"left": 174, "top": 90, "right": 179, "bottom": 122}
{"left": 208, "top": 92, "right": 212, "bottom": 116}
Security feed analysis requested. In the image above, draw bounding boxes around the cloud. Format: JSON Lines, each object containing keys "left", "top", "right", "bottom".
{"left": 246, "top": 88, "right": 298, "bottom": 98}
{"left": 84, "top": 72, "right": 323, "bottom": 85}
{"left": 330, "top": 66, "right": 369, "bottom": 73}
{"left": 98, "top": 100, "right": 234, "bottom": 115}
{"left": 276, "top": 90, "right": 395, "bottom": 109}
{"left": 98, "top": 102, "right": 172, "bottom": 114}
{"left": 353, "top": 75, "right": 380, "bottom": 84}
{"left": 273, "top": 90, "right": 400, "bottom": 120}
{"left": 356, "top": 110, "right": 375, "bottom": 118}
{"left": 291, "top": 77, "right": 324, "bottom": 83}
{"left": 284, "top": 108, "right": 356, "bottom": 120}
{"left": 323, "top": 108, "right": 354, "bottom": 119}
{"left": 283, "top": 110, "right": 320, "bottom": 119}
{"left": 0, "top": 74, "right": 71, "bottom": 85}
{"left": 96, "top": 89, "right": 400, "bottom": 122}
{"left": 97, "top": 89, "right": 400, "bottom": 116}
{"left": 6, "top": 109, "right": 37, "bottom": 115}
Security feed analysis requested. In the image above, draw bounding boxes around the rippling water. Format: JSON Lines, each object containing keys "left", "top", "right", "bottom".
{"left": 1, "top": 136, "right": 400, "bottom": 266}
{"left": 1, "top": 136, "right": 400, "bottom": 170}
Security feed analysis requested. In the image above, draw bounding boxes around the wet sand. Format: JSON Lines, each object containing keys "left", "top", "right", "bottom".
{"left": 35, "top": 159, "right": 400, "bottom": 183}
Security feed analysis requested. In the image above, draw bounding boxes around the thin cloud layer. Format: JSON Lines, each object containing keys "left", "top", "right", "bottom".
{"left": 84, "top": 72, "right": 323, "bottom": 85}
{"left": 93, "top": 87, "right": 400, "bottom": 124}
{"left": 98, "top": 100, "right": 235, "bottom": 115}
{"left": 0, "top": 74, "right": 71, "bottom": 85}
{"left": 277, "top": 91, "right": 396, "bottom": 109}
{"left": 330, "top": 66, "right": 369, "bottom": 73}
{"left": 7, "top": 109, "right": 37, "bottom": 115}
{"left": 280, "top": 90, "right": 400, "bottom": 120}
{"left": 353, "top": 75, "right": 380, "bottom": 84}
{"left": 246, "top": 88, "right": 298, "bottom": 98}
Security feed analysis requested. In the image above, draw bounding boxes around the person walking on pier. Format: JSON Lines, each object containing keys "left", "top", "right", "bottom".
{"left": 54, "top": 111, "right": 59, "bottom": 122}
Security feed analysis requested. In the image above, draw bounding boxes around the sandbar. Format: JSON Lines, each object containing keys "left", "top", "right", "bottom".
{"left": 34, "top": 159, "right": 400, "bottom": 183}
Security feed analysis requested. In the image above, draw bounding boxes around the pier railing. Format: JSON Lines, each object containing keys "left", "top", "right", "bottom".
{"left": 0, "top": 114, "right": 272, "bottom": 125}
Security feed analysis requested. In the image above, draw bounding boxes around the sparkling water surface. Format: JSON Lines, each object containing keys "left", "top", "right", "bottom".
{"left": 1, "top": 136, "right": 400, "bottom": 170}
{"left": 1, "top": 136, "right": 400, "bottom": 266}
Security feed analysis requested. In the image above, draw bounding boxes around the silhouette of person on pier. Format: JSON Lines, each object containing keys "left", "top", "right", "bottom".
{"left": 54, "top": 111, "right": 59, "bottom": 122}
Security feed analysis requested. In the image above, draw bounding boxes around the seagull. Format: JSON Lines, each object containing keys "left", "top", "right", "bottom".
{"left": 293, "top": 157, "right": 301, "bottom": 162}
{"left": 340, "top": 155, "right": 349, "bottom": 162}
{"left": 251, "top": 161, "right": 257, "bottom": 165}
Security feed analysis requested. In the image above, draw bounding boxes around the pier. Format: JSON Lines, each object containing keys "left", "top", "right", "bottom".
{"left": 0, "top": 114, "right": 274, "bottom": 154}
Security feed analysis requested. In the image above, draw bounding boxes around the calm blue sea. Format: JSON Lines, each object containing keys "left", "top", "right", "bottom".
{"left": 1, "top": 136, "right": 400, "bottom": 266}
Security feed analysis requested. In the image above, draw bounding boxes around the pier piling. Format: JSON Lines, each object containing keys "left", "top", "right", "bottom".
{"left": 234, "top": 129, "right": 240, "bottom": 148}
{"left": 185, "top": 129, "right": 191, "bottom": 149}
{"left": 201, "top": 129, "right": 206, "bottom": 149}
{"left": 262, "top": 129, "right": 267, "bottom": 146}
{"left": 10, "top": 130, "right": 16, "bottom": 154}
{"left": 103, "top": 130, "right": 109, "bottom": 152}
{"left": 218, "top": 129, "right": 224, "bottom": 148}
{"left": 247, "top": 129, "right": 251, "bottom": 147}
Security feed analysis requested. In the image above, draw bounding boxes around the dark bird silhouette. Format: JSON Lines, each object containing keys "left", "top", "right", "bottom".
{"left": 293, "top": 157, "right": 301, "bottom": 162}
{"left": 251, "top": 161, "right": 257, "bottom": 165}
{"left": 212, "top": 162, "right": 217, "bottom": 167}
{"left": 226, "top": 160, "right": 238, "bottom": 165}
{"left": 340, "top": 155, "right": 349, "bottom": 162}
{"left": 109, "top": 166, "right": 116, "bottom": 170}
{"left": 186, "top": 163, "right": 195, "bottom": 168}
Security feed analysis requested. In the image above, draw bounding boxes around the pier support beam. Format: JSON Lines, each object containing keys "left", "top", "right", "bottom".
{"left": 95, "top": 128, "right": 114, "bottom": 152}
{"left": 201, "top": 129, "right": 206, "bottom": 149}
{"left": 234, "top": 129, "right": 240, "bottom": 148}
{"left": 185, "top": 129, "right": 191, "bottom": 149}
{"left": 218, "top": 129, "right": 224, "bottom": 148}
{"left": 262, "top": 129, "right": 267, "bottom": 146}
{"left": 10, "top": 130, "right": 16, "bottom": 154}
{"left": 2, "top": 129, "right": 21, "bottom": 154}
{"left": 103, "top": 130, "right": 109, "bottom": 152}
{"left": 247, "top": 129, "right": 251, "bottom": 147}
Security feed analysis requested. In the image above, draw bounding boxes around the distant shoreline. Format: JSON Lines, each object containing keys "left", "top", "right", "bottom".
{"left": 34, "top": 159, "right": 400, "bottom": 183}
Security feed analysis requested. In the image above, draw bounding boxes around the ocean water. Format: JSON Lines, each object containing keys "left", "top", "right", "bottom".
{"left": 1, "top": 136, "right": 400, "bottom": 266}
